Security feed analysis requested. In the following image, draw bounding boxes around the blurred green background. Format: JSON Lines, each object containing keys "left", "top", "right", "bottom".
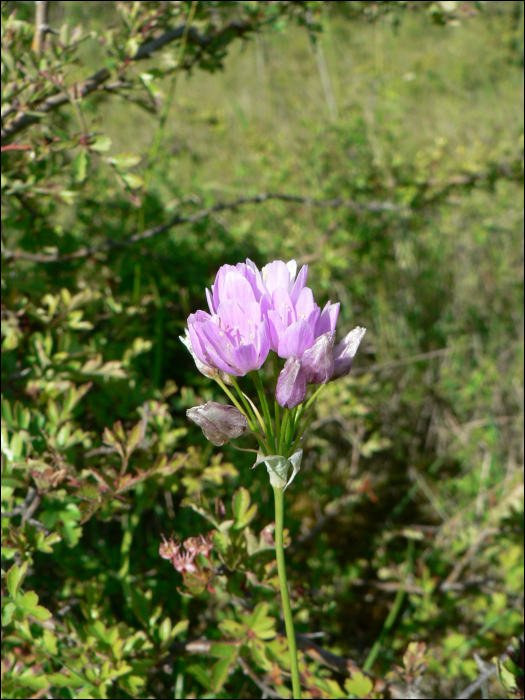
{"left": 1, "top": 2, "right": 523, "bottom": 698}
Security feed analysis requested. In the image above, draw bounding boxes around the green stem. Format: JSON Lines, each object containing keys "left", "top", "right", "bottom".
{"left": 289, "top": 401, "right": 316, "bottom": 455}
{"left": 229, "top": 376, "right": 258, "bottom": 427}
{"left": 215, "top": 377, "right": 253, "bottom": 427}
{"left": 273, "top": 486, "right": 301, "bottom": 699}
{"left": 251, "top": 371, "right": 276, "bottom": 451}
{"left": 279, "top": 409, "right": 290, "bottom": 456}
{"left": 272, "top": 353, "right": 281, "bottom": 449}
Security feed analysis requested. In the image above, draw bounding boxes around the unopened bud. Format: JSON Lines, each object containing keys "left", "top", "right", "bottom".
{"left": 332, "top": 327, "right": 366, "bottom": 380}
{"left": 187, "top": 401, "right": 249, "bottom": 446}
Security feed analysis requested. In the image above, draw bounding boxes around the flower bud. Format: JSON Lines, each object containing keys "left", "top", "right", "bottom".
{"left": 301, "top": 331, "right": 335, "bottom": 384}
{"left": 276, "top": 356, "right": 306, "bottom": 409}
{"left": 331, "top": 327, "right": 366, "bottom": 380}
{"left": 187, "top": 401, "right": 249, "bottom": 446}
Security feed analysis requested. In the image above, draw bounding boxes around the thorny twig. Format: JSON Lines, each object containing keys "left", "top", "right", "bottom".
{"left": 1, "top": 487, "right": 49, "bottom": 533}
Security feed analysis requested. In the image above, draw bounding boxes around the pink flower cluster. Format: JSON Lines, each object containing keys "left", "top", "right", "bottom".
{"left": 183, "top": 259, "right": 366, "bottom": 408}
{"left": 159, "top": 533, "right": 213, "bottom": 574}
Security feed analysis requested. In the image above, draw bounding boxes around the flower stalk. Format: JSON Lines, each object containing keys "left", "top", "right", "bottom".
{"left": 180, "top": 257, "right": 367, "bottom": 699}
{"left": 273, "top": 485, "right": 302, "bottom": 699}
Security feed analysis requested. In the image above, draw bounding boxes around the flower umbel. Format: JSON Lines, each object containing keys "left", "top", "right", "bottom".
{"left": 182, "top": 257, "right": 366, "bottom": 700}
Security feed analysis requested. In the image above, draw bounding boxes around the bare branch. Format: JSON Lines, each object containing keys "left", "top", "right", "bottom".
{"left": 455, "top": 655, "right": 507, "bottom": 699}
{"left": 131, "top": 19, "right": 255, "bottom": 60}
{"left": 2, "top": 193, "right": 404, "bottom": 264}
{"left": 1, "top": 17, "right": 256, "bottom": 144}
{"left": 31, "top": 1, "right": 48, "bottom": 56}
{"left": 238, "top": 656, "right": 281, "bottom": 699}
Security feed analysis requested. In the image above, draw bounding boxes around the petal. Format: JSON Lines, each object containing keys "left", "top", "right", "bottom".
{"left": 200, "top": 321, "right": 239, "bottom": 374}
{"left": 290, "top": 264, "right": 308, "bottom": 305}
{"left": 261, "top": 260, "right": 291, "bottom": 295}
{"left": 301, "top": 331, "right": 335, "bottom": 384}
{"left": 188, "top": 322, "right": 212, "bottom": 367}
{"left": 315, "top": 301, "right": 340, "bottom": 336}
{"left": 267, "top": 309, "right": 285, "bottom": 353}
{"left": 223, "top": 271, "right": 257, "bottom": 308}
{"left": 243, "top": 300, "right": 263, "bottom": 333}
{"left": 216, "top": 300, "right": 245, "bottom": 340}
{"left": 188, "top": 310, "right": 211, "bottom": 324}
{"left": 259, "top": 292, "right": 273, "bottom": 319}
{"left": 272, "top": 288, "right": 296, "bottom": 328}
{"left": 332, "top": 326, "right": 366, "bottom": 380}
{"left": 239, "top": 261, "right": 264, "bottom": 300}
{"left": 295, "top": 287, "right": 316, "bottom": 320}
{"left": 180, "top": 329, "right": 218, "bottom": 379}
{"left": 212, "top": 264, "right": 238, "bottom": 311}
{"left": 278, "top": 320, "right": 314, "bottom": 359}
{"left": 255, "top": 317, "right": 270, "bottom": 363}
{"left": 276, "top": 356, "right": 306, "bottom": 409}
{"left": 206, "top": 288, "right": 215, "bottom": 314}
{"left": 232, "top": 343, "right": 259, "bottom": 374}
{"left": 286, "top": 259, "right": 298, "bottom": 282}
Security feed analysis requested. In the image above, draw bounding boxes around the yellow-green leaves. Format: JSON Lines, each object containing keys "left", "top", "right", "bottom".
{"left": 232, "top": 486, "right": 258, "bottom": 529}
{"left": 3, "top": 562, "right": 51, "bottom": 625}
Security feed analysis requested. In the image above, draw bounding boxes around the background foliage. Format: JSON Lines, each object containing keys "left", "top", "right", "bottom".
{"left": 1, "top": 1, "right": 523, "bottom": 698}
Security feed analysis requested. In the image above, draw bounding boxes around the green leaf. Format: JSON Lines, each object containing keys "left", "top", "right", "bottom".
{"left": 19, "top": 590, "right": 52, "bottom": 621}
{"left": 2, "top": 601, "right": 16, "bottom": 626}
{"left": 1, "top": 398, "right": 14, "bottom": 425}
{"left": 90, "top": 135, "right": 112, "bottom": 152}
{"left": 344, "top": 671, "right": 374, "bottom": 698}
{"left": 6, "top": 561, "right": 28, "bottom": 599}
{"left": 211, "top": 650, "right": 237, "bottom": 693}
{"left": 47, "top": 672, "right": 84, "bottom": 688}
{"left": 181, "top": 497, "right": 220, "bottom": 529}
{"left": 121, "top": 173, "right": 144, "bottom": 189}
{"left": 109, "top": 153, "right": 142, "bottom": 168}
{"left": 232, "top": 487, "right": 253, "bottom": 529}
{"left": 212, "top": 529, "right": 230, "bottom": 554}
{"left": 158, "top": 616, "right": 172, "bottom": 642}
{"left": 16, "top": 671, "right": 49, "bottom": 690}
{"left": 246, "top": 602, "right": 275, "bottom": 640}
{"left": 218, "top": 619, "right": 246, "bottom": 639}
{"left": 72, "top": 149, "right": 88, "bottom": 183}
{"left": 126, "top": 422, "right": 143, "bottom": 457}
{"left": 187, "top": 663, "right": 213, "bottom": 691}
{"left": 43, "top": 628, "right": 58, "bottom": 655}
{"left": 171, "top": 619, "right": 189, "bottom": 639}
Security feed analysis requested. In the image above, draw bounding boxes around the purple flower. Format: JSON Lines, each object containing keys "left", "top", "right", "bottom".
{"left": 187, "top": 401, "right": 249, "bottom": 446}
{"left": 186, "top": 266, "right": 270, "bottom": 377}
